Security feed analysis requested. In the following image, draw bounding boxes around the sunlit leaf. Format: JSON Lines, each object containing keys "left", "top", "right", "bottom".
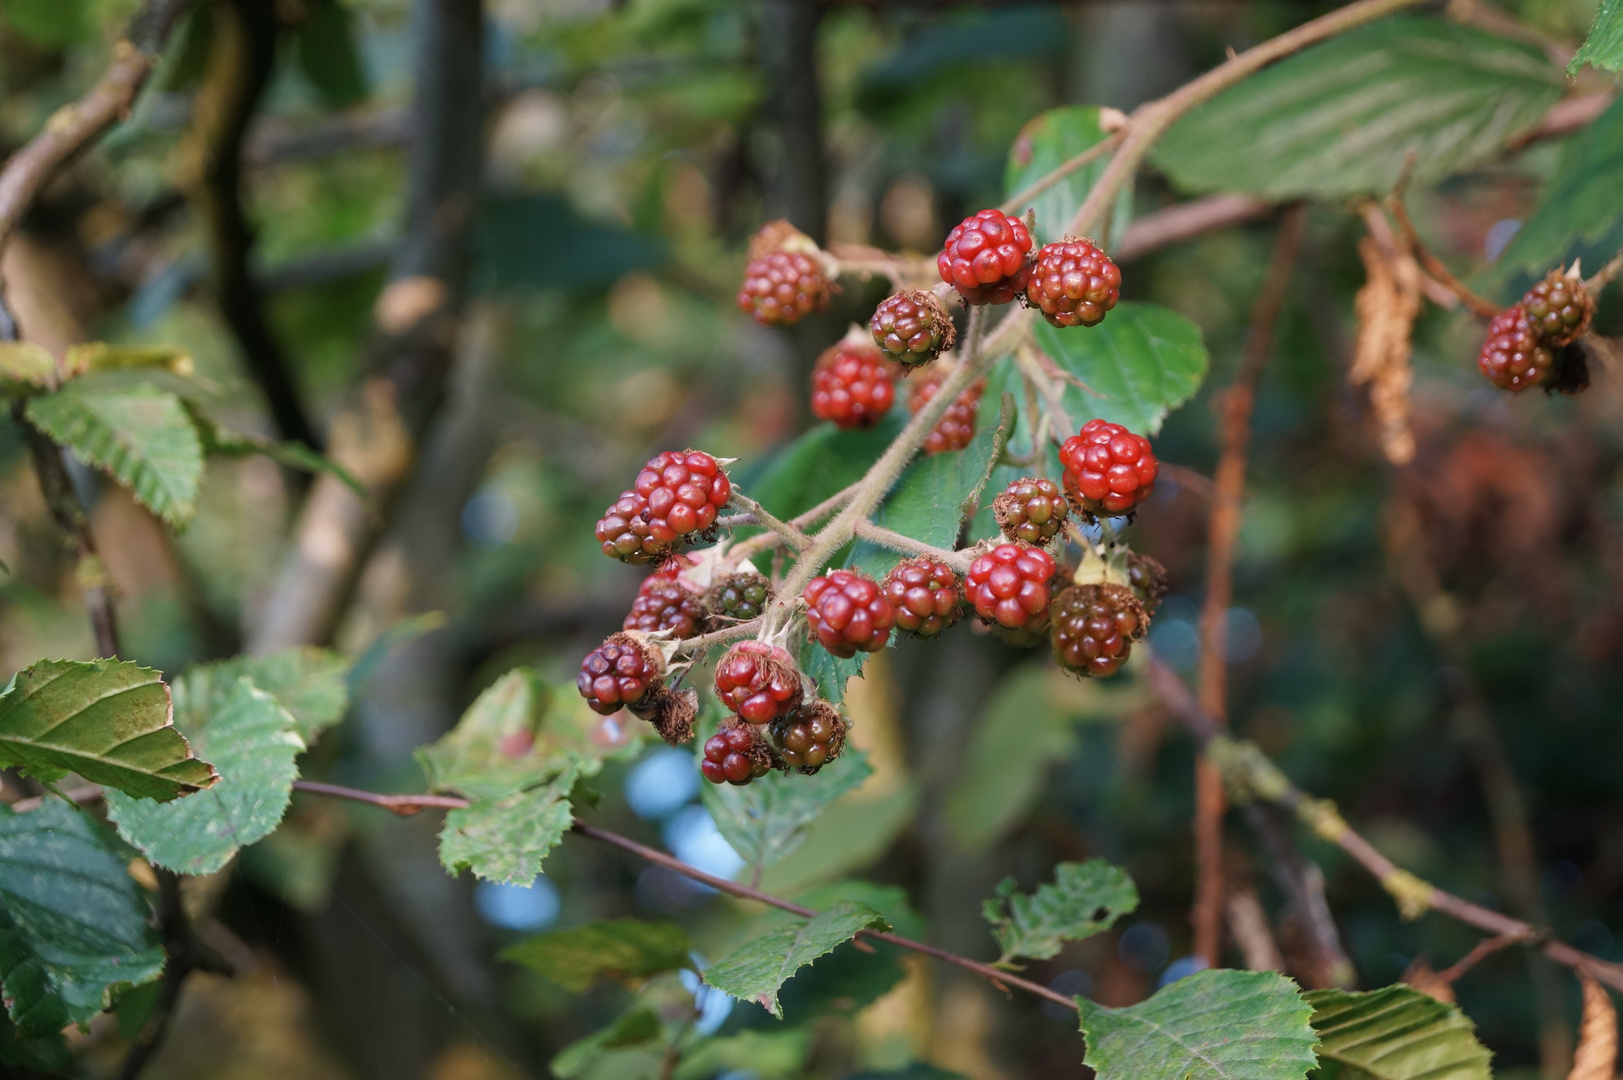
{"left": 502, "top": 919, "right": 693, "bottom": 991}
{"left": 1034, "top": 301, "right": 1207, "bottom": 435}
{"left": 1005, "top": 105, "right": 1132, "bottom": 244}
{"left": 437, "top": 771, "right": 577, "bottom": 884}
{"left": 703, "top": 901, "right": 889, "bottom": 1019}
{"left": 1569, "top": 0, "right": 1623, "bottom": 74}
{"left": 174, "top": 646, "right": 350, "bottom": 741}
{"left": 983, "top": 859, "right": 1138, "bottom": 965}
{"left": 1305, "top": 984, "right": 1493, "bottom": 1080}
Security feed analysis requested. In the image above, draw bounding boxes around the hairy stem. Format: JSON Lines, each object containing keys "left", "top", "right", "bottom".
{"left": 851, "top": 521, "right": 974, "bottom": 572}
{"left": 728, "top": 490, "right": 811, "bottom": 550}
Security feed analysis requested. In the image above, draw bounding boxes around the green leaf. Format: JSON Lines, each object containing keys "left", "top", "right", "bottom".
{"left": 948, "top": 664, "right": 1145, "bottom": 853}
{"left": 733, "top": 415, "right": 904, "bottom": 526}
{"left": 292, "top": 0, "right": 370, "bottom": 107}
{"left": 437, "top": 771, "right": 577, "bottom": 884}
{"left": 1005, "top": 105, "right": 1132, "bottom": 245}
{"left": 1570, "top": 0, "right": 1623, "bottom": 74}
{"left": 0, "top": 800, "right": 166, "bottom": 1032}
{"left": 105, "top": 679, "right": 304, "bottom": 876}
{"left": 982, "top": 859, "right": 1138, "bottom": 965}
{"left": 1077, "top": 969, "right": 1319, "bottom": 1080}
{"left": 0, "top": 1009, "right": 70, "bottom": 1072}
{"left": 848, "top": 1068, "right": 967, "bottom": 1080}
{"left": 673, "top": 1029, "right": 813, "bottom": 1080}
{"left": 1304, "top": 985, "right": 1493, "bottom": 1080}
{"left": 25, "top": 380, "right": 205, "bottom": 527}
{"left": 703, "top": 901, "right": 889, "bottom": 1019}
{"left": 1152, "top": 18, "right": 1564, "bottom": 200}
{"left": 759, "top": 782, "right": 919, "bottom": 895}
{"left": 0, "top": 0, "right": 90, "bottom": 47}
{"left": 551, "top": 1007, "right": 663, "bottom": 1079}
{"left": 0, "top": 658, "right": 217, "bottom": 801}
{"left": 189, "top": 405, "right": 367, "bottom": 499}
{"left": 1034, "top": 301, "right": 1207, "bottom": 435}
{"left": 703, "top": 746, "right": 872, "bottom": 871}
{"left": 0, "top": 342, "right": 58, "bottom": 393}
{"left": 63, "top": 342, "right": 192, "bottom": 375}
{"left": 502, "top": 919, "right": 692, "bottom": 991}
{"left": 174, "top": 647, "right": 350, "bottom": 741}
{"left": 1488, "top": 96, "right": 1623, "bottom": 287}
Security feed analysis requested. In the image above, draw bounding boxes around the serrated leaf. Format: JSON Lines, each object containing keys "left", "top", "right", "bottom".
{"left": 1078, "top": 969, "right": 1319, "bottom": 1080}
{"left": 1570, "top": 0, "right": 1623, "bottom": 74}
{"left": 703, "top": 901, "right": 889, "bottom": 1019}
{"left": 1005, "top": 105, "right": 1132, "bottom": 245}
{"left": 105, "top": 679, "right": 304, "bottom": 876}
{"left": 189, "top": 405, "right": 367, "bottom": 499}
{"left": 1034, "top": 301, "right": 1207, "bottom": 435}
{"left": 1305, "top": 984, "right": 1493, "bottom": 1080}
{"left": 174, "top": 647, "right": 350, "bottom": 741}
{"left": 25, "top": 381, "right": 204, "bottom": 527}
{"left": 0, "top": 342, "right": 58, "bottom": 392}
{"left": 703, "top": 746, "right": 872, "bottom": 871}
{"left": 550, "top": 1006, "right": 662, "bottom": 1079}
{"left": 501, "top": 919, "right": 692, "bottom": 991}
{"left": 0, "top": 800, "right": 166, "bottom": 1033}
{"left": 437, "top": 771, "right": 576, "bottom": 884}
{"left": 1488, "top": 96, "right": 1623, "bottom": 287}
{"left": 0, "top": 659, "right": 216, "bottom": 801}
{"left": 983, "top": 859, "right": 1138, "bottom": 964}
{"left": 1153, "top": 18, "right": 1564, "bottom": 200}
{"left": 417, "top": 669, "right": 556, "bottom": 798}
{"left": 948, "top": 664, "right": 1145, "bottom": 853}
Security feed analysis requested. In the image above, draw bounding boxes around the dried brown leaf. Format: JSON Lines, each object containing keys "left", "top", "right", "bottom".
{"left": 1350, "top": 236, "right": 1420, "bottom": 466}
{"left": 1570, "top": 971, "right": 1617, "bottom": 1080}
{"left": 1400, "top": 957, "right": 1457, "bottom": 1004}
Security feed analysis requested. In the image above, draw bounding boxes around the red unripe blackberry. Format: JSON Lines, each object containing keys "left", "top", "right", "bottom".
{"left": 577, "top": 633, "right": 663, "bottom": 715}
{"left": 909, "top": 374, "right": 985, "bottom": 455}
{"left": 705, "top": 570, "right": 772, "bottom": 629}
{"left": 596, "top": 489, "right": 658, "bottom": 563}
{"left": 1060, "top": 419, "right": 1158, "bottom": 516}
{"left": 804, "top": 568, "right": 895, "bottom": 658}
{"left": 870, "top": 290, "right": 955, "bottom": 367}
{"left": 737, "top": 250, "right": 831, "bottom": 327}
{"left": 769, "top": 700, "right": 846, "bottom": 774}
{"left": 881, "top": 557, "right": 962, "bottom": 637}
{"left": 811, "top": 342, "right": 898, "bottom": 429}
{"left": 1050, "top": 583, "right": 1146, "bottom": 677}
{"left": 596, "top": 450, "right": 732, "bottom": 563}
{"left": 1125, "top": 552, "right": 1169, "bottom": 616}
{"left": 1027, "top": 238, "right": 1121, "bottom": 328}
{"left": 938, "top": 209, "right": 1034, "bottom": 305}
{"left": 965, "top": 543, "right": 1056, "bottom": 630}
{"left": 747, "top": 219, "right": 810, "bottom": 260}
{"left": 714, "top": 641, "right": 803, "bottom": 725}
{"left": 993, "top": 476, "right": 1069, "bottom": 545}
{"left": 1478, "top": 305, "right": 1553, "bottom": 393}
{"left": 1520, "top": 268, "right": 1593, "bottom": 347}
{"left": 624, "top": 574, "right": 704, "bottom": 639}
{"left": 700, "top": 718, "right": 775, "bottom": 786}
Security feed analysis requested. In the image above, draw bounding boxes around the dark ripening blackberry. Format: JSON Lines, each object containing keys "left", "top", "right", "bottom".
{"left": 1477, "top": 305, "right": 1553, "bottom": 393}
{"left": 700, "top": 718, "right": 776, "bottom": 786}
{"left": 1026, "top": 238, "right": 1121, "bottom": 328}
{"left": 624, "top": 574, "right": 704, "bottom": 638}
{"left": 1049, "top": 583, "right": 1147, "bottom": 677}
{"left": 993, "top": 476, "right": 1069, "bottom": 546}
{"left": 965, "top": 543, "right": 1056, "bottom": 630}
{"left": 811, "top": 342, "right": 898, "bottom": 430}
{"left": 870, "top": 290, "right": 955, "bottom": 367}
{"left": 937, "top": 209, "right": 1034, "bottom": 305}
{"left": 769, "top": 700, "right": 846, "bottom": 774}
{"left": 909, "top": 373, "right": 985, "bottom": 455}
{"left": 1059, "top": 419, "right": 1159, "bottom": 516}
{"left": 1125, "top": 552, "right": 1169, "bottom": 616}
{"left": 576, "top": 633, "right": 663, "bottom": 715}
{"left": 804, "top": 569, "right": 895, "bottom": 658}
{"left": 1520, "top": 268, "right": 1594, "bottom": 347}
{"left": 713, "top": 640, "right": 802, "bottom": 725}
{"left": 704, "top": 570, "right": 772, "bottom": 630}
{"left": 881, "top": 556, "right": 962, "bottom": 637}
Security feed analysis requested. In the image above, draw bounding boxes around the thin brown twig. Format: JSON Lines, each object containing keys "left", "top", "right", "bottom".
{"left": 999, "top": 132, "right": 1124, "bottom": 217}
{"left": 1386, "top": 178, "right": 1500, "bottom": 320}
{"left": 1191, "top": 205, "right": 1307, "bottom": 969}
{"left": 1436, "top": 930, "right": 1535, "bottom": 985}
{"left": 673, "top": 618, "right": 763, "bottom": 656}
{"left": 291, "top": 779, "right": 471, "bottom": 815}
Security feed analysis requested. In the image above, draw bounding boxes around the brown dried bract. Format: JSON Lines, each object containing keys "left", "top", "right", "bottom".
{"left": 1570, "top": 971, "right": 1617, "bottom": 1080}
{"left": 631, "top": 686, "right": 697, "bottom": 746}
{"left": 1350, "top": 235, "right": 1419, "bottom": 466}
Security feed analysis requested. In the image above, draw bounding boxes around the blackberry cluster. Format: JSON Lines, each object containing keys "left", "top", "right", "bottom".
{"left": 804, "top": 569, "right": 895, "bottom": 657}
{"left": 769, "top": 700, "right": 846, "bottom": 774}
{"left": 1049, "top": 583, "right": 1146, "bottom": 677}
{"left": 1026, "top": 238, "right": 1121, "bottom": 328}
{"left": 881, "top": 557, "right": 962, "bottom": 637}
{"left": 576, "top": 634, "right": 662, "bottom": 715}
{"left": 714, "top": 641, "right": 802, "bottom": 725}
{"left": 871, "top": 290, "right": 955, "bottom": 367}
{"left": 909, "top": 374, "right": 985, "bottom": 455}
{"left": 595, "top": 450, "right": 731, "bottom": 563}
{"left": 993, "top": 477, "right": 1069, "bottom": 545}
{"left": 701, "top": 719, "right": 775, "bottom": 786}
{"left": 624, "top": 574, "right": 704, "bottom": 639}
{"left": 965, "top": 543, "right": 1056, "bottom": 631}
{"left": 705, "top": 570, "right": 771, "bottom": 629}
{"left": 1477, "top": 306, "right": 1552, "bottom": 393}
{"left": 811, "top": 342, "right": 897, "bottom": 429}
{"left": 937, "top": 209, "right": 1034, "bottom": 305}
{"left": 1059, "top": 419, "right": 1158, "bottom": 516}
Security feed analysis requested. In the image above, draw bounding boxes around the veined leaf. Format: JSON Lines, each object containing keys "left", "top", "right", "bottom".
{"left": 704, "top": 746, "right": 872, "bottom": 871}
{"left": 1005, "top": 105, "right": 1132, "bottom": 245}
{"left": 1305, "top": 984, "right": 1493, "bottom": 1080}
{"left": 983, "top": 859, "right": 1138, "bottom": 965}
{"left": 437, "top": 771, "right": 577, "bottom": 884}
{"left": 1570, "top": 0, "right": 1623, "bottom": 74}
{"left": 1078, "top": 968, "right": 1319, "bottom": 1080}
{"left": 25, "top": 380, "right": 204, "bottom": 527}
{"left": 550, "top": 1007, "right": 662, "bottom": 1079}
{"left": 733, "top": 414, "right": 904, "bottom": 527}
{"left": 174, "top": 647, "right": 350, "bottom": 741}
{"left": 501, "top": 919, "right": 692, "bottom": 991}
{"left": 0, "top": 659, "right": 216, "bottom": 801}
{"left": 106, "top": 679, "right": 304, "bottom": 876}
{"left": 1034, "top": 301, "right": 1207, "bottom": 436}
{"left": 0, "top": 800, "right": 166, "bottom": 1033}
{"left": 1153, "top": 18, "right": 1564, "bottom": 199}
{"left": 703, "top": 901, "right": 889, "bottom": 1019}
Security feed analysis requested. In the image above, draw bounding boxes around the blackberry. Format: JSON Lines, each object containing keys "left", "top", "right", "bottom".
{"left": 909, "top": 373, "right": 985, "bottom": 455}
{"left": 624, "top": 574, "right": 704, "bottom": 639}
{"left": 769, "top": 700, "right": 846, "bottom": 774}
{"left": 881, "top": 556, "right": 962, "bottom": 637}
{"left": 1059, "top": 419, "right": 1158, "bottom": 516}
{"left": 1521, "top": 268, "right": 1593, "bottom": 347}
{"left": 804, "top": 569, "right": 895, "bottom": 658}
{"left": 577, "top": 633, "right": 663, "bottom": 715}
{"left": 737, "top": 249, "right": 831, "bottom": 327}
{"left": 871, "top": 290, "right": 955, "bottom": 367}
{"left": 1026, "top": 238, "right": 1121, "bottom": 328}
{"left": 938, "top": 209, "right": 1034, "bottom": 305}
{"left": 965, "top": 543, "right": 1056, "bottom": 630}
{"left": 993, "top": 476, "right": 1069, "bottom": 545}
{"left": 713, "top": 640, "right": 802, "bottom": 725}
{"left": 705, "top": 570, "right": 772, "bottom": 629}
{"left": 1049, "top": 583, "right": 1146, "bottom": 677}
{"left": 701, "top": 718, "right": 775, "bottom": 786}
{"left": 812, "top": 342, "right": 898, "bottom": 429}
{"left": 1478, "top": 305, "right": 1553, "bottom": 393}
{"left": 596, "top": 450, "right": 732, "bottom": 564}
